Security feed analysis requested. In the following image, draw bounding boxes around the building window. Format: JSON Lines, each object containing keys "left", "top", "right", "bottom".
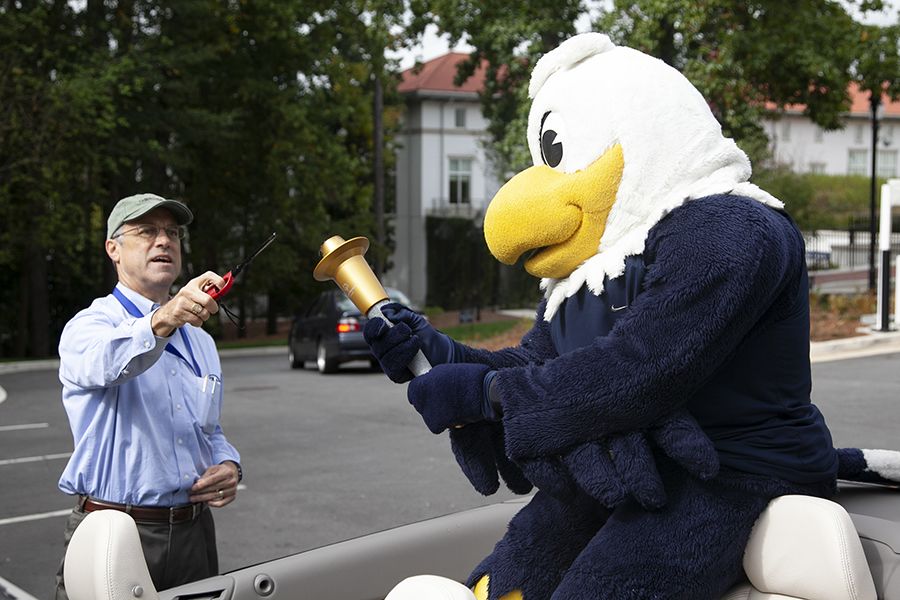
{"left": 449, "top": 158, "right": 472, "bottom": 204}
{"left": 809, "top": 162, "right": 826, "bottom": 174}
{"left": 455, "top": 107, "right": 466, "bottom": 128}
{"left": 877, "top": 149, "right": 897, "bottom": 178}
{"left": 848, "top": 149, "right": 868, "bottom": 176}
{"left": 855, "top": 124, "right": 864, "bottom": 144}
{"left": 781, "top": 120, "right": 791, "bottom": 141}
{"left": 814, "top": 127, "right": 823, "bottom": 143}
{"left": 882, "top": 124, "right": 894, "bottom": 146}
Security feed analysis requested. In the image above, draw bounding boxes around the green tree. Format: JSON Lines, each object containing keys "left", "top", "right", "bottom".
{"left": 598, "top": 0, "right": 872, "bottom": 165}
{"left": 0, "top": 1, "right": 129, "bottom": 356}
{"left": 0, "top": 0, "right": 411, "bottom": 355}
{"left": 410, "top": 0, "right": 888, "bottom": 175}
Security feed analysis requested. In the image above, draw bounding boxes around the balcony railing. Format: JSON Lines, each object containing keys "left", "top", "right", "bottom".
{"left": 427, "top": 198, "right": 487, "bottom": 221}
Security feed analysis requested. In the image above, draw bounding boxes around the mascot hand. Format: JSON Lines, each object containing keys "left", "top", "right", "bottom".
{"left": 517, "top": 455, "right": 580, "bottom": 501}
{"left": 649, "top": 409, "right": 719, "bottom": 480}
{"left": 557, "top": 411, "right": 717, "bottom": 508}
{"left": 364, "top": 316, "right": 419, "bottom": 383}
{"left": 407, "top": 363, "right": 497, "bottom": 434}
{"left": 364, "top": 303, "right": 457, "bottom": 383}
{"left": 550, "top": 410, "right": 717, "bottom": 508}
{"left": 449, "top": 422, "right": 533, "bottom": 496}
{"left": 516, "top": 434, "right": 666, "bottom": 508}
{"left": 380, "top": 303, "right": 457, "bottom": 365}
{"left": 564, "top": 433, "right": 667, "bottom": 509}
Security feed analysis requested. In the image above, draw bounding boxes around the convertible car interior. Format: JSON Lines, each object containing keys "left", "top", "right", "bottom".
{"left": 64, "top": 483, "right": 899, "bottom": 600}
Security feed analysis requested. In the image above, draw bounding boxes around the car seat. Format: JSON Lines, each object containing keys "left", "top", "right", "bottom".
{"left": 63, "top": 510, "right": 158, "bottom": 600}
{"left": 723, "top": 495, "right": 876, "bottom": 600}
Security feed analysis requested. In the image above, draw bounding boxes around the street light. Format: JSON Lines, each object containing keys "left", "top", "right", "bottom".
{"left": 868, "top": 92, "right": 885, "bottom": 291}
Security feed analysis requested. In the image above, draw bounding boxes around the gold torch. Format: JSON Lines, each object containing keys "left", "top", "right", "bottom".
{"left": 313, "top": 235, "right": 431, "bottom": 377}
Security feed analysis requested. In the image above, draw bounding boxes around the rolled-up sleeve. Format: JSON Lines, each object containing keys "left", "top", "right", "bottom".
{"left": 59, "top": 307, "right": 166, "bottom": 390}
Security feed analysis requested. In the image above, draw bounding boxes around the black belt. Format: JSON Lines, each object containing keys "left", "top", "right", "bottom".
{"left": 79, "top": 496, "right": 205, "bottom": 524}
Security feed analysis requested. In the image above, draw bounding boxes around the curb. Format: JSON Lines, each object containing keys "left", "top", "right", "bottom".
{"left": 2, "top": 332, "right": 899, "bottom": 376}
{"left": 0, "top": 345, "right": 286, "bottom": 376}
{"left": 810, "top": 330, "right": 900, "bottom": 363}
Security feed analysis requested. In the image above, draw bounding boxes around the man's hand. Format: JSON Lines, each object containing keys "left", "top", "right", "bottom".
{"left": 189, "top": 461, "right": 240, "bottom": 507}
{"left": 151, "top": 271, "right": 225, "bottom": 337}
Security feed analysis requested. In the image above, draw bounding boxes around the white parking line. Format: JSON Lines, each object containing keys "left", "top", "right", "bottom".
{"left": 0, "top": 384, "right": 6, "bottom": 405}
{"left": 0, "top": 452, "right": 71, "bottom": 467}
{"left": 0, "top": 508, "right": 71, "bottom": 527}
{"left": 0, "top": 422, "right": 48, "bottom": 432}
{"left": 0, "top": 575, "right": 39, "bottom": 600}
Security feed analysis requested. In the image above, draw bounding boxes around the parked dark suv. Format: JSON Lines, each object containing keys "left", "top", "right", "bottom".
{"left": 288, "top": 287, "right": 416, "bottom": 373}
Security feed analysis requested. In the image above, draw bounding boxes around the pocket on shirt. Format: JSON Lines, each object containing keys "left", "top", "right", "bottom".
{"left": 191, "top": 373, "right": 222, "bottom": 434}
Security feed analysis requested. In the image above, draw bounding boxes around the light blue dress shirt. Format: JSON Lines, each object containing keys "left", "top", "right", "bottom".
{"left": 57, "top": 283, "right": 240, "bottom": 507}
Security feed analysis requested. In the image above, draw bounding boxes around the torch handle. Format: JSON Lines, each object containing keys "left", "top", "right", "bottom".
{"left": 368, "top": 300, "right": 432, "bottom": 377}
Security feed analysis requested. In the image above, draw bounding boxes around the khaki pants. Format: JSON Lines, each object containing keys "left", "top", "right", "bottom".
{"left": 52, "top": 499, "right": 218, "bottom": 599}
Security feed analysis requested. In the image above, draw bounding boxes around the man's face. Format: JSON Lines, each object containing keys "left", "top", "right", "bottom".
{"left": 105, "top": 207, "right": 183, "bottom": 301}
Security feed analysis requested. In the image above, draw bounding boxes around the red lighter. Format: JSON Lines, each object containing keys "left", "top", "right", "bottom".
{"left": 206, "top": 232, "right": 277, "bottom": 300}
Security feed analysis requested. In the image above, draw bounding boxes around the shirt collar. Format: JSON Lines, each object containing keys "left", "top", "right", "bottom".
{"left": 114, "top": 282, "right": 162, "bottom": 316}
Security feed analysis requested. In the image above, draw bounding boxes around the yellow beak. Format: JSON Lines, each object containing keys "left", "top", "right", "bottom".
{"left": 484, "top": 144, "right": 624, "bottom": 279}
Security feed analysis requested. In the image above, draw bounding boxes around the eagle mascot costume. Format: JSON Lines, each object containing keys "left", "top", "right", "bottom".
{"left": 366, "top": 33, "right": 899, "bottom": 600}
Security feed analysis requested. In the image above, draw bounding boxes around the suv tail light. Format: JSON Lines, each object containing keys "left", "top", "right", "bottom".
{"left": 336, "top": 316, "right": 361, "bottom": 333}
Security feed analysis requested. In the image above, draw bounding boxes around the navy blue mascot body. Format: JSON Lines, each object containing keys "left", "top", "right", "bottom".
{"left": 367, "top": 34, "right": 893, "bottom": 600}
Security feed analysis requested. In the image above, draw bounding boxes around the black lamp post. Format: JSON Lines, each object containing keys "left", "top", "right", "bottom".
{"left": 868, "top": 93, "right": 882, "bottom": 291}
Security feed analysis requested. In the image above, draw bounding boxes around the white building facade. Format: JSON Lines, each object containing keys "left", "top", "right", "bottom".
{"left": 389, "top": 55, "right": 900, "bottom": 304}
{"left": 386, "top": 54, "right": 503, "bottom": 306}
{"left": 765, "top": 84, "right": 900, "bottom": 177}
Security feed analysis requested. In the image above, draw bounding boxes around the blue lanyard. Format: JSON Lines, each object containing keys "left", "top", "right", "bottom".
{"left": 112, "top": 288, "right": 203, "bottom": 377}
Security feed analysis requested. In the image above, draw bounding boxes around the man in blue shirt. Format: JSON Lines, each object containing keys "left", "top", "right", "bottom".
{"left": 53, "top": 193, "right": 243, "bottom": 598}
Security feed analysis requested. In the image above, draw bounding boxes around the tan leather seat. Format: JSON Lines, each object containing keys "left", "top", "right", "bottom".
{"left": 64, "top": 510, "right": 158, "bottom": 600}
{"left": 723, "top": 495, "right": 876, "bottom": 600}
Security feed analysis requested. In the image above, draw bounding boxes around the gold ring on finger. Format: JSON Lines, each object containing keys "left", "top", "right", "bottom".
{"left": 217, "top": 489, "right": 224, "bottom": 499}
{"left": 192, "top": 303, "right": 202, "bottom": 315}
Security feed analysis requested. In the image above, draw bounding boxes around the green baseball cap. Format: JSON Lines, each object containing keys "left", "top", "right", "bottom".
{"left": 107, "top": 193, "right": 193, "bottom": 239}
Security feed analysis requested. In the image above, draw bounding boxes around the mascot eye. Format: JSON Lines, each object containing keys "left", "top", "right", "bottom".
{"left": 539, "top": 111, "right": 565, "bottom": 169}
{"left": 541, "top": 130, "right": 563, "bottom": 168}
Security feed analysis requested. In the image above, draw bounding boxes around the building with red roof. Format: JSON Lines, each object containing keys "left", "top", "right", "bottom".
{"left": 386, "top": 52, "right": 900, "bottom": 303}
{"left": 386, "top": 53, "right": 502, "bottom": 305}
{"left": 765, "top": 83, "right": 899, "bottom": 177}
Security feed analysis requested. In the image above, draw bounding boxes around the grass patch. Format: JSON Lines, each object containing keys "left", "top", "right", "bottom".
{"left": 442, "top": 319, "right": 523, "bottom": 342}
{"left": 217, "top": 336, "right": 287, "bottom": 350}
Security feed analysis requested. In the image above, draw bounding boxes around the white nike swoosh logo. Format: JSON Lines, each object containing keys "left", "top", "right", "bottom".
{"left": 611, "top": 305, "right": 628, "bottom": 312}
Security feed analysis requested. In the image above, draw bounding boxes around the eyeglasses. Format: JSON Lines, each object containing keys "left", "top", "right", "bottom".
{"left": 114, "top": 224, "right": 188, "bottom": 241}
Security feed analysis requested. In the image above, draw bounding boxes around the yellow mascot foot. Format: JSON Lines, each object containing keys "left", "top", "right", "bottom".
{"left": 473, "top": 574, "right": 523, "bottom": 600}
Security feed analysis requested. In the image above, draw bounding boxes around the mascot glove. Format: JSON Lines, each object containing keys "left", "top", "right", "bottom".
{"left": 407, "top": 363, "right": 497, "bottom": 434}
{"left": 515, "top": 409, "right": 718, "bottom": 510}
{"left": 649, "top": 409, "right": 719, "bottom": 480}
{"left": 364, "top": 303, "right": 456, "bottom": 383}
{"left": 517, "top": 432, "right": 666, "bottom": 509}
{"left": 449, "top": 422, "right": 533, "bottom": 496}
{"left": 364, "top": 317, "right": 418, "bottom": 383}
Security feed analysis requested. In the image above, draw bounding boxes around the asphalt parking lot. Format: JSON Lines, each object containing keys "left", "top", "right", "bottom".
{"left": 1, "top": 335, "right": 899, "bottom": 599}
{"left": 0, "top": 351, "right": 518, "bottom": 599}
